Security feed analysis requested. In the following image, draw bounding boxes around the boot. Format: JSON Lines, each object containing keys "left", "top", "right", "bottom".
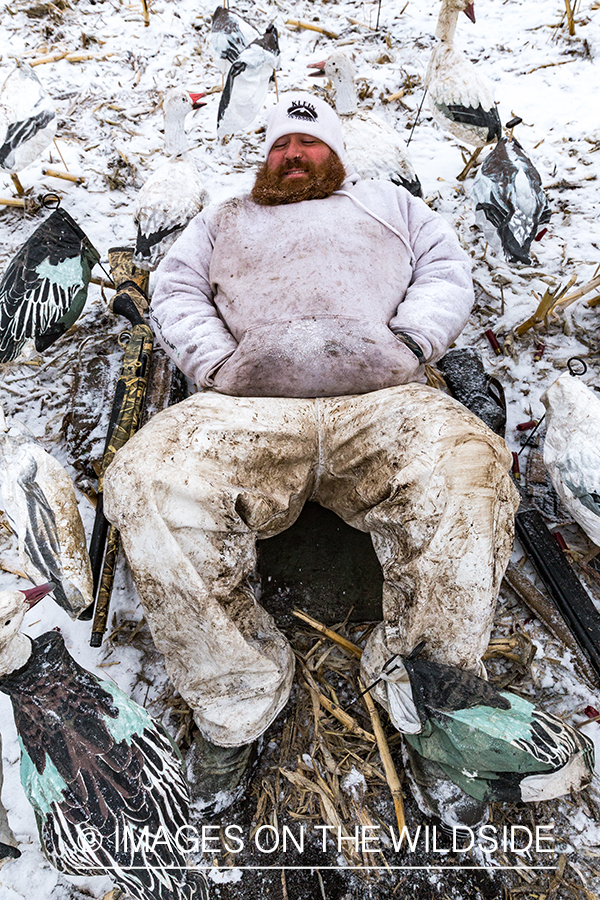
{"left": 107, "top": 247, "right": 149, "bottom": 313}
{"left": 186, "top": 731, "right": 261, "bottom": 817}
{"left": 437, "top": 347, "right": 506, "bottom": 436}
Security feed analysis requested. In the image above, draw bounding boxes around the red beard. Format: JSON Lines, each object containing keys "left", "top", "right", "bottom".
{"left": 251, "top": 152, "right": 346, "bottom": 205}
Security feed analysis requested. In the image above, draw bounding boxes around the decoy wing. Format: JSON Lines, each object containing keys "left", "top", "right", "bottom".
{"left": 0, "top": 631, "right": 207, "bottom": 900}
{"left": 0, "top": 207, "right": 99, "bottom": 363}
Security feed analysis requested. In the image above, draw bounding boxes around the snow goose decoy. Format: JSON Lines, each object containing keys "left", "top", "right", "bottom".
{"left": 0, "top": 198, "right": 100, "bottom": 363}
{"left": 309, "top": 51, "right": 422, "bottom": 197}
{"left": 425, "top": 0, "right": 501, "bottom": 178}
{"left": 0, "top": 62, "right": 57, "bottom": 196}
{"left": 209, "top": 5, "right": 260, "bottom": 76}
{"left": 472, "top": 117, "right": 550, "bottom": 264}
{"left": 0, "top": 407, "right": 93, "bottom": 617}
{"left": 541, "top": 370, "right": 600, "bottom": 546}
{"left": 217, "top": 23, "right": 280, "bottom": 138}
{"left": 0, "top": 582, "right": 209, "bottom": 900}
{"left": 133, "top": 88, "right": 209, "bottom": 271}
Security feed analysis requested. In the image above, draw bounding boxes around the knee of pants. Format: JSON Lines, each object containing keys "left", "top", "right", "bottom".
{"left": 103, "top": 441, "right": 155, "bottom": 527}
{"left": 438, "top": 428, "right": 514, "bottom": 494}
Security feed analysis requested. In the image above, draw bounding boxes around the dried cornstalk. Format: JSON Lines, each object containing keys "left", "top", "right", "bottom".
{"left": 42, "top": 167, "right": 85, "bottom": 183}
{"left": 141, "top": 0, "right": 149, "bottom": 26}
{"left": 30, "top": 51, "right": 68, "bottom": 66}
{"left": 65, "top": 52, "right": 115, "bottom": 63}
{"left": 383, "top": 89, "right": 405, "bottom": 103}
{"left": 285, "top": 18, "right": 339, "bottom": 39}
{"left": 346, "top": 16, "right": 376, "bottom": 30}
{"left": 515, "top": 274, "right": 577, "bottom": 336}
{"left": 565, "top": 0, "right": 576, "bottom": 35}
{"left": 301, "top": 663, "right": 375, "bottom": 743}
{"left": 554, "top": 273, "right": 600, "bottom": 310}
{"left": 0, "top": 197, "right": 26, "bottom": 207}
{"left": 292, "top": 609, "right": 362, "bottom": 658}
{"left": 359, "top": 678, "right": 406, "bottom": 834}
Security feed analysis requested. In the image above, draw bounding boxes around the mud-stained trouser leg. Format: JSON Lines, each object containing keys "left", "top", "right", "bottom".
{"left": 311, "top": 384, "right": 520, "bottom": 702}
{"left": 103, "top": 393, "right": 316, "bottom": 746}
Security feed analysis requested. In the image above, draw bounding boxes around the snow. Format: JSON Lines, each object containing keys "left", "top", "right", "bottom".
{"left": 0, "top": 0, "right": 600, "bottom": 897}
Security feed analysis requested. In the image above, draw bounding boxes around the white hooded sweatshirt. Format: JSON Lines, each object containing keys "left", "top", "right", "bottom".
{"left": 150, "top": 174, "right": 474, "bottom": 398}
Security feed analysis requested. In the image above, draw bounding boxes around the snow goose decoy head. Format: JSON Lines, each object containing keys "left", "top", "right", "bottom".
{"left": 472, "top": 116, "right": 550, "bottom": 264}
{"left": 0, "top": 583, "right": 54, "bottom": 674}
{"left": 133, "top": 88, "right": 208, "bottom": 270}
{"left": 308, "top": 52, "right": 423, "bottom": 198}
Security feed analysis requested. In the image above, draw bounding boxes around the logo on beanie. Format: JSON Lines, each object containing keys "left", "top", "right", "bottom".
{"left": 287, "top": 100, "right": 318, "bottom": 122}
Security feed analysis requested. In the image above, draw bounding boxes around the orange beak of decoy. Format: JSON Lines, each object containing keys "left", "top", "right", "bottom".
{"left": 307, "top": 61, "right": 327, "bottom": 77}
{"left": 189, "top": 92, "right": 207, "bottom": 109}
{"left": 463, "top": 2, "right": 476, "bottom": 23}
{"left": 22, "top": 582, "right": 55, "bottom": 609}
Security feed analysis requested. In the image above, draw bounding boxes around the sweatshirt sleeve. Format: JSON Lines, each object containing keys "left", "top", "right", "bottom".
{"left": 149, "top": 207, "right": 238, "bottom": 387}
{"left": 388, "top": 192, "right": 474, "bottom": 362}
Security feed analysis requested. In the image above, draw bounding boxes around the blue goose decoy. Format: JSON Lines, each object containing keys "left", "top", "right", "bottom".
{"left": 209, "top": 5, "right": 260, "bottom": 76}
{"left": 425, "top": 0, "right": 501, "bottom": 175}
{"left": 472, "top": 117, "right": 551, "bottom": 264}
{"left": 0, "top": 408, "right": 93, "bottom": 617}
{"left": 217, "top": 24, "right": 280, "bottom": 137}
{"left": 541, "top": 371, "right": 600, "bottom": 546}
{"left": 0, "top": 200, "right": 99, "bottom": 363}
{"left": 308, "top": 52, "right": 422, "bottom": 197}
{"left": 363, "top": 640, "right": 594, "bottom": 804}
{"left": 0, "top": 583, "right": 208, "bottom": 900}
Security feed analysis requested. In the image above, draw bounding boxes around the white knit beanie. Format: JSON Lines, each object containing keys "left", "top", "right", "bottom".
{"left": 264, "top": 92, "right": 346, "bottom": 161}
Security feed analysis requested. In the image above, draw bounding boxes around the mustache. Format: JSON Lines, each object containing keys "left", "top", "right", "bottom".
{"left": 278, "top": 158, "right": 313, "bottom": 174}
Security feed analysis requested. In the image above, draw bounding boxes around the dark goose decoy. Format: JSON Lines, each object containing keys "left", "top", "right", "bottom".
{"left": 0, "top": 583, "right": 208, "bottom": 900}
{"left": 472, "top": 117, "right": 551, "bottom": 264}
{"left": 0, "top": 201, "right": 99, "bottom": 363}
{"left": 362, "top": 639, "right": 594, "bottom": 804}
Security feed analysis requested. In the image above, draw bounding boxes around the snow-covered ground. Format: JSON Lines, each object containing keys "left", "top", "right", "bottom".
{"left": 0, "top": 0, "right": 600, "bottom": 897}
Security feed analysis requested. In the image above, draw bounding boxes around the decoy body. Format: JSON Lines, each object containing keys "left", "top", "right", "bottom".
{"left": 472, "top": 118, "right": 550, "bottom": 264}
{"left": 0, "top": 63, "right": 57, "bottom": 191}
{"left": 209, "top": 5, "right": 260, "bottom": 75}
{"left": 0, "top": 205, "right": 99, "bottom": 363}
{"left": 425, "top": 0, "right": 501, "bottom": 149}
{"left": 0, "top": 583, "right": 208, "bottom": 900}
{"left": 541, "top": 372, "right": 600, "bottom": 546}
{"left": 309, "top": 52, "right": 422, "bottom": 197}
{"left": 217, "top": 24, "right": 280, "bottom": 137}
{"left": 366, "top": 643, "right": 594, "bottom": 803}
{"left": 0, "top": 408, "right": 93, "bottom": 617}
{"left": 133, "top": 89, "right": 208, "bottom": 271}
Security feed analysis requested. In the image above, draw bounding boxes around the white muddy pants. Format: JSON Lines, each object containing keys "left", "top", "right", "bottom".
{"left": 103, "top": 384, "right": 519, "bottom": 747}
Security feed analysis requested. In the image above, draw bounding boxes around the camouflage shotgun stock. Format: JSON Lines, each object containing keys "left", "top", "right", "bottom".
{"left": 81, "top": 248, "right": 153, "bottom": 647}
